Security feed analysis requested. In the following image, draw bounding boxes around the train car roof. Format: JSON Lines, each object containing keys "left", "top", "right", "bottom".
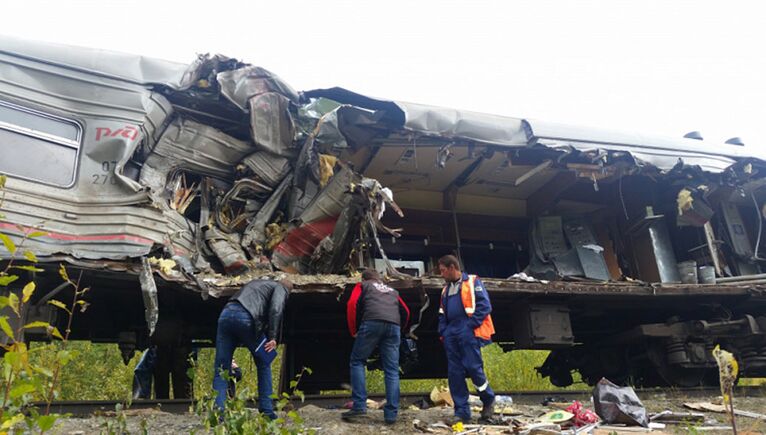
{"left": 1, "top": 34, "right": 762, "bottom": 173}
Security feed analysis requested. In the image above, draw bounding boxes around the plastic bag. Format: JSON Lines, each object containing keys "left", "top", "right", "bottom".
{"left": 593, "top": 377, "right": 649, "bottom": 427}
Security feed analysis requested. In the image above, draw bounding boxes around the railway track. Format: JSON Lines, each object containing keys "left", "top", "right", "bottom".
{"left": 34, "top": 385, "right": 766, "bottom": 416}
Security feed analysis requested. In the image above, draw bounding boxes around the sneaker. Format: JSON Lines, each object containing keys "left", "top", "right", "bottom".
{"left": 341, "top": 409, "right": 367, "bottom": 421}
{"left": 384, "top": 419, "right": 396, "bottom": 425}
{"left": 480, "top": 397, "right": 495, "bottom": 421}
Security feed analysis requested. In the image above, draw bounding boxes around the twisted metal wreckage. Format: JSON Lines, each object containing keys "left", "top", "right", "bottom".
{"left": 2, "top": 36, "right": 766, "bottom": 390}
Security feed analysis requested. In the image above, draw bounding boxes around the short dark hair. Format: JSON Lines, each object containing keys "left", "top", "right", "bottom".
{"left": 361, "top": 269, "right": 380, "bottom": 281}
{"left": 438, "top": 255, "right": 461, "bottom": 270}
{"left": 279, "top": 279, "right": 294, "bottom": 292}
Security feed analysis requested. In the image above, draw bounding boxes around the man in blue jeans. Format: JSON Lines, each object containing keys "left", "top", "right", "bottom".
{"left": 212, "top": 279, "right": 292, "bottom": 419}
{"left": 343, "top": 269, "right": 410, "bottom": 424}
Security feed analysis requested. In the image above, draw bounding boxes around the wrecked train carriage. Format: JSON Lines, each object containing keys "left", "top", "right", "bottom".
{"left": 0, "top": 39, "right": 390, "bottom": 355}
{"left": 286, "top": 89, "right": 766, "bottom": 390}
{"left": 2, "top": 37, "right": 766, "bottom": 391}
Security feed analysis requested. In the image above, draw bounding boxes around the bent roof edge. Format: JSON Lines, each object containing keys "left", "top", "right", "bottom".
{"left": 2, "top": 35, "right": 763, "bottom": 169}
{"left": 0, "top": 34, "right": 188, "bottom": 87}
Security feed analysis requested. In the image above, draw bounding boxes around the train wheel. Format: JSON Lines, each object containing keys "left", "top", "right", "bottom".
{"left": 646, "top": 341, "right": 710, "bottom": 387}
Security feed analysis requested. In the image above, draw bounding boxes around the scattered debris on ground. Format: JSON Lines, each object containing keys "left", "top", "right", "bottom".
{"left": 50, "top": 388, "right": 766, "bottom": 434}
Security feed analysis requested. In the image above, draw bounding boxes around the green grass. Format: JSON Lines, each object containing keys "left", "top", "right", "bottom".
{"left": 366, "top": 344, "right": 583, "bottom": 393}
{"left": 30, "top": 341, "right": 766, "bottom": 401}
{"left": 28, "top": 341, "right": 579, "bottom": 400}
{"left": 29, "top": 341, "right": 140, "bottom": 401}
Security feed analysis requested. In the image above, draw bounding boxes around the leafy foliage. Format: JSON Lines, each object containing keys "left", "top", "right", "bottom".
{"left": 0, "top": 177, "right": 86, "bottom": 433}
{"left": 194, "top": 366, "right": 314, "bottom": 434}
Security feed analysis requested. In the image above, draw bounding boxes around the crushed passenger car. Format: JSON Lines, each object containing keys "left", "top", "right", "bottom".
{"left": 2, "top": 36, "right": 766, "bottom": 392}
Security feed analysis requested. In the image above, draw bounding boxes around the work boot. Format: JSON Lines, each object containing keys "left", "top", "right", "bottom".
{"left": 341, "top": 409, "right": 367, "bottom": 421}
{"left": 479, "top": 396, "right": 495, "bottom": 421}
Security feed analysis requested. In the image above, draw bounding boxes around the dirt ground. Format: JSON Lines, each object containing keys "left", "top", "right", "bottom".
{"left": 51, "top": 392, "right": 766, "bottom": 434}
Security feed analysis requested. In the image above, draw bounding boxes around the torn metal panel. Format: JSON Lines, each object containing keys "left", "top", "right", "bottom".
{"left": 178, "top": 54, "right": 245, "bottom": 91}
{"left": 139, "top": 257, "right": 159, "bottom": 336}
{"left": 721, "top": 201, "right": 754, "bottom": 258}
{"left": 399, "top": 101, "right": 529, "bottom": 146}
{"left": 526, "top": 218, "right": 567, "bottom": 279}
{"left": 215, "top": 178, "right": 273, "bottom": 233}
{"left": 242, "top": 151, "right": 290, "bottom": 187}
{"left": 536, "top": 216, "right": 568, "bottom": 257}
{"left": 304, "top": 88, "right": 528, "bottom": 147}
{"left": 551, "top": 248, "right": 585, "bottom": 277}
{"left": 310, "top": 188, "right": 366, "bottom": 274}
{"left": 296, "top": 166, "right": 356, "bottom": 226}
{"left": 563, "top": 218, "right": 610, "bottom": 281}
{"left": 241, "top": 173, "right": 294, "bottom": 250}
{"left": 299, "top": 97, "right": 343, "bottom": 121}
{"left": 217, "top": 66, "right": 299, "bottom": 110}
{"left": 139, "top": 117, "right": 256, "bottom": 193}
{"left": 287, "top": 179, "right": 320, "bottom": 222}
{"left": 308, "top": 88, "right": 759, "bottom": 176}
{"left": 525, "top": 216, "right": 611, "bottom": 280}
{"left": 204, "top": 227, "right": 249, "bottom": 275}
{"left": 642, "top": 218, "right": 682, "bottom": 283}
{"left": 309, "top": 104, "right": 388, "bottom": 151}
{"left": 721, "top": 201, "right": 760, "bottom": 275}
{"left": 294, "top": 132, "right": 322, "bottom": 191}
{"left": 270, "top": 216, "right": 339, "bottom": 273}
{"left": 271, "top": 167, "right": 359, "bottom": 273}
{"left": 523, "top": 119, "right": 753, "bottom": 173}
{"left": 248, "top": 92, "right": 297, "bottom": 156}
{"left": 313, "top": 109, "right": 349, "bottom": 149}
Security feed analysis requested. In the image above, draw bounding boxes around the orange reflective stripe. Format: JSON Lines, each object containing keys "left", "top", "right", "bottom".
{"left": 460, "top": 275, "right": 477, "bottom": 316}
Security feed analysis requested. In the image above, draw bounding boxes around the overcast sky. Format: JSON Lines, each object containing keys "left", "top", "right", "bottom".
{"left": 4, "top": 0, "right": 765, "bottom": 146}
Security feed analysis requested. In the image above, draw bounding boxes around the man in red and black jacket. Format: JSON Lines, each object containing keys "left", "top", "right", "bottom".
{"left": 343, "top": 269, "right": 410, "bottom": 425}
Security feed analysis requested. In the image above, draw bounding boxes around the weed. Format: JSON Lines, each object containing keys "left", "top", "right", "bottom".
{"left": 195, "top": 366, "right": 315, "bottom": 435}
{"left": 0, "top": 174, "right": 90, "bottom": 433}
{"left": 99, "top": 403, "right": 129, "bottom": 435}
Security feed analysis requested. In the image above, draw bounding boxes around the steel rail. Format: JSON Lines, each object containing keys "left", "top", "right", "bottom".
{"left": 31, "top": 385, "right": 766, "bottom": 416}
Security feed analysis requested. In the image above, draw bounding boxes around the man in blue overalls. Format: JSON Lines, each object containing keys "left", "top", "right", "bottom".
{"left": 438, "top": 254, "right": 496, "bottom": 423}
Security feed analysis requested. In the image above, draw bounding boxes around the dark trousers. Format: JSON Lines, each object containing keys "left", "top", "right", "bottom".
{"left": 213, "top": 302, "right": 275, "bottom": 418}
{"left": 132, "top": 347, "right": 156, "bottom": 399}
{"left": 443, "top": 330, "right": 495, "bottom": 419}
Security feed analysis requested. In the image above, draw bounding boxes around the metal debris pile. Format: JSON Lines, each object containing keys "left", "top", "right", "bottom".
{"left": 136, "top": 55, "right": 403, "bottom": 289}
{"left": 404, "top": 379, "right": 759, "bottom": 434}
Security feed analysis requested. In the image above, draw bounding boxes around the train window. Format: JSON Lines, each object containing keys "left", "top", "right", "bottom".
{"left": 0, "top": 101, "right": 81, "bottom": 187}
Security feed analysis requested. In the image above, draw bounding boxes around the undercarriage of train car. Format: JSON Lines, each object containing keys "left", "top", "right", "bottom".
{"left": 337, "top": 129, "right": 766, "bottom": 389}
{"left": 1, "top": 47, "right": 765, "bottom": 391}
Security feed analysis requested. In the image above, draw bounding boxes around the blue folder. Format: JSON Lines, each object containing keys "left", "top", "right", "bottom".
{"left": 254, "top": 334, "right": 278, "bottom": 364}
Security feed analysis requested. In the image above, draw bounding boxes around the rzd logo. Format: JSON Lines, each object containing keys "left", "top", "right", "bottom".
{"left": 95, "top": 125, "right": 139, "bottom": 141}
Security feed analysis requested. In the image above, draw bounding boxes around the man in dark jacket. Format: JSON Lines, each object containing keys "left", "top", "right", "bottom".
{"left": 343, "top": 269, "right": 410, "bottom": 424}
{"left": 212, "top": 279, "right": 292, "bottom": 418}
